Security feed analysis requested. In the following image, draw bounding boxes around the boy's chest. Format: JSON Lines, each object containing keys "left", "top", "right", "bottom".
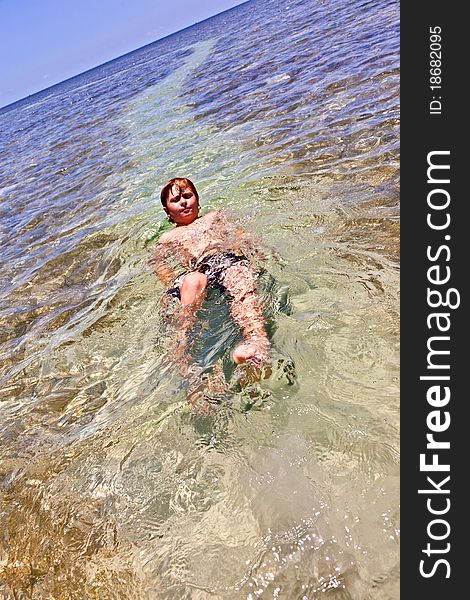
{"left": 175, "top": 217, "right": 223, "bottom": 247}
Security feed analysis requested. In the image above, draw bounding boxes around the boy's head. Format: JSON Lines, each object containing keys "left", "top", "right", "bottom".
{"left": 160, "top": 177, "right": 200, "bottom": 225}
{"left": 160, "top": 178, "right": 199, "bottom": 208}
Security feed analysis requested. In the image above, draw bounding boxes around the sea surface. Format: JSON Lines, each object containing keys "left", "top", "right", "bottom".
{"left": 0, "top": 0, "right": 400, "bottom": 597}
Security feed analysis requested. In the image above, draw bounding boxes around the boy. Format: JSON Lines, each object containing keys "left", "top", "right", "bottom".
{"left": 150, "top": 177, "right": 270, "bottom": 368}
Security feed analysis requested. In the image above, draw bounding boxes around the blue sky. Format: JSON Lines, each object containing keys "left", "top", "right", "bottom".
{"left": 0, "top": 0, "right": 246, "bottom": 108}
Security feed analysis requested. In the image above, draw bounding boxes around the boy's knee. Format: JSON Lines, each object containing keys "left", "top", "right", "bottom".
{"left": 182, "top": 271, "right": 207, "bottom": 292}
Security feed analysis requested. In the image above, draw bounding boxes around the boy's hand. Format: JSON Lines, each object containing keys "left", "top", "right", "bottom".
{"left": 154, "top": 264, "right": 174, "bottom": 285}
{"left": 148, "top": 241, "right": 176, "bottom": 284}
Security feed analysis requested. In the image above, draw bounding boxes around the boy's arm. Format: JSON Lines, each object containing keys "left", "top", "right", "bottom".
{"left": 154, "top": 263, "right": 174, "bottom": 285}
{"left": 148, "top": 240, "right": 175, "bottom": 285}
{"left": 234, "top": 226, "right": 280, "bottom": 263}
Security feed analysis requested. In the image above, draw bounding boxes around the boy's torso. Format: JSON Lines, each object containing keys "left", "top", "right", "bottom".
{"left": 160, "top": 211, "right": 235, "bottom": 264}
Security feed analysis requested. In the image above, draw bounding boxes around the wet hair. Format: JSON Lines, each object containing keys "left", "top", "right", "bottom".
{"left": 160, "top": 177, "right": 199, "bottom": 212}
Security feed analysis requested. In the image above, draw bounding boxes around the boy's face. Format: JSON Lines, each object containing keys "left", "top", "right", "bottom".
{"left": 165, "top": 184, "right": 199, "bottom": 225}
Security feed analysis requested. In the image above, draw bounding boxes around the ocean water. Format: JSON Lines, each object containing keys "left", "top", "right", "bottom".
{"left": 0, "top": 0, "right": 400, "bottom": 598}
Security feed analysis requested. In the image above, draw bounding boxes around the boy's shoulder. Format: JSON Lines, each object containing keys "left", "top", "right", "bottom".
{"left": 200, "top": 209, "right": 219, "bottom": 221}
{"left": 158, "top": 228, "right": 178, "bottom": 244}
{"left": 192, "top": 210, "right": 227, "bottom": 226}
{"left": 203, "top": 209, "right": 228, "bottom": 223}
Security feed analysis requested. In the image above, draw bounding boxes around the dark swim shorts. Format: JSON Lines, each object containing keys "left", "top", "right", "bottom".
{"left": 166, "top": 252, "right": 249, "bottom": 300}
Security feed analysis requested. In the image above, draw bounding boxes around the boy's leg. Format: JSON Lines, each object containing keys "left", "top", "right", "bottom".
{"left": 173, "top": 272, "right": 208, "bottom": 362}
{"left": 180, "top": 271, "right": 207, "bottom": 306}
{"left": 221, "top": 263, "right": 270, "bottom": 365}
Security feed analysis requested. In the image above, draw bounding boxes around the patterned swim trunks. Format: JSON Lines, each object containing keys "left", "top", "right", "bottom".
{"left": 166, "top": 252, "right": 250, "bottom": 300}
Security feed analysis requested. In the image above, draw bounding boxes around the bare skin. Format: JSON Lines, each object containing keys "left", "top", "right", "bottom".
{"left": 152, "top": 184, "right": 270, "bottom": 369}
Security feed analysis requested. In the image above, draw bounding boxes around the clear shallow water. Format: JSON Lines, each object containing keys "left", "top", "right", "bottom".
{"left": 0, "top": 0, "right": 399, "bottom": 597}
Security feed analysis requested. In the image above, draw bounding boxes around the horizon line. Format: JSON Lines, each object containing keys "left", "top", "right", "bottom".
{"left": 0, "top": 0, "right": 250, "bottom": 113}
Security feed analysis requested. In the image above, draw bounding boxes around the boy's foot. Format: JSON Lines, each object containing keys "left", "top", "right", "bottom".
{"left": 232, "top": 342, "right": 269, "bottom": 366}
